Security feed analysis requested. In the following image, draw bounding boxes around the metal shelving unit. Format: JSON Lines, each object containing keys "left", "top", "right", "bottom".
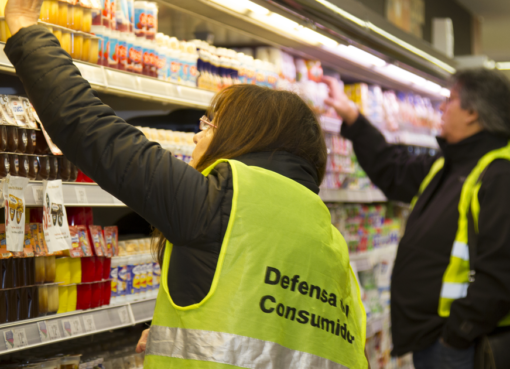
{"left": 0, "top": 298, "right": 156, "bottom": 355}
{"left": 0, "top": 43, "right": 214, "bottom": 109}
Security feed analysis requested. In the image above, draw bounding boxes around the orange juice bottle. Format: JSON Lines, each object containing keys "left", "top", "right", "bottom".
{"left": 57, "top": 0, "right": 70, "bottom": 27}
{"left": 70, "top": 4, "right": 83, "bottom": 30}
{"left": 70, "top": 32, "right": 83, "bottom": 60}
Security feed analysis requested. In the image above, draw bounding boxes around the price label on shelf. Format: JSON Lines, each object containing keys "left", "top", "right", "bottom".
{"left": 3, "top": 328, "right": 28, "bottom": 350}
{"left": 118, "top": 306, "right": 130, "bottom": 325}
{"left": 75, "top": 187, "right": 89, "bottom": 204}
{"left": 32, "top": 185, "right": 44, "bottom": 205}
{"left": 83, "top": 315, "right": 97, "bottom": 333}
{"left": 38, "top": 321, "right": 61, "bottom": 342}
{"left": 61, "top": 317, "right": 82, "bottom": 337}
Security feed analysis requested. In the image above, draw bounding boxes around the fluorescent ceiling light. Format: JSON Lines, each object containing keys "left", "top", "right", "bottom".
{"left": 331, "top": 44, "right": 387, "bottom": 68}
{"left": 245, "top": 1, "right": 269, "bottom": 15}
{"left": 296, "top": 26, "right": 338, "bottom": 47}
{"left": 313, "top": 0, "right": 456, "bottom": 74}
{"left": 209, "top": 0, "right": 248, "bottom": 13}
{"left": 315, "top": 0, "right": 365, "bottom": 28}
{"left": 496, "top": 62, "right": 510, "bottom": 70}
{"left": 208, "top": 0, "right": 447, "bottom": 97}
{"left": 440, "top": 88, "right": 451, "bottom": 98}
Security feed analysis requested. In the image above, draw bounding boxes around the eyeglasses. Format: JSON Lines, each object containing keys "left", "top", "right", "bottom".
{"left": 199, "top": 116, "right": 217, "bottom": 131}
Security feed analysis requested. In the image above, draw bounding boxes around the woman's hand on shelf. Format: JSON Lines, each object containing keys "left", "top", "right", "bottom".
{"left": 322, "top": 76, "right": 359, "bottom": 126}
{"left": 5, "top": 0, "right": 43, "bottom": 36}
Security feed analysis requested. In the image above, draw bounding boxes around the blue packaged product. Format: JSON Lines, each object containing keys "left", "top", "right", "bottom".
{"left": 153, "top": 261, "right": 161, "bottom": 290}
{"left": 117, "top": 263, "right": 130, "bottom": 297}
{"left": 110, "top": 264, "right": 118, "bottom": 298}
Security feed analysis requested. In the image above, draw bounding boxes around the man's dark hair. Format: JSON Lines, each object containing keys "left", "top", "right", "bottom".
{"left": 451, "top": 68, "right": 510, "bottom": 138}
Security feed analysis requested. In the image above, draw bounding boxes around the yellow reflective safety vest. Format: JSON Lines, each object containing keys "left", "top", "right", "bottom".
{"left": 145, "top": 159, "right": 368, "bottom": 369}
{"left": 411, "top": 142, "right": 510, "bottom": 325}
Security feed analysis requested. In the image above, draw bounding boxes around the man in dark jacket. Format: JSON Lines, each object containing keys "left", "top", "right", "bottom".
{"left": 322, "top": 70, "right": 510, "bottom": 369}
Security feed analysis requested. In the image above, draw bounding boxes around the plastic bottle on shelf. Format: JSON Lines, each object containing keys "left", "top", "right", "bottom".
{"left": 186, "top": 42, "right": 198, "bottom": 87}
{"left": 126, "top": 0, "right": 134, "bottom": 32}
{"left": 116, "top": 255, "right": 128, "bottom": 303}
{"left": 109, "top": 0, "right": 116, "bottom": 30}
{"left": 145, "top": 1, "right": 157, "bottom": 40}
{"left": 115, "top": 0, "right": 129, "bottom": 32}
{"left": 91, "top": 0, "right": 102, "bottom": 26}
{"left": 102, "top": 27, "right": 111, "bottom": 66}
{"left": 101, "top": 0, "right": 110, "bottom": 28}
{"left": 117, "top": 31, "right": 128, "bottom": 70}
{"left": 90, "top": 25, "right": 105, "bottom": 65}
{"left": 110, "top": 256, "right": 119, "bottom": 304}
{"left": 145, "top": 253, "right": 153, "bottom": 296}
{"left": 133, "top": 1, "right": 146, "bottom": 37}
{"left": 167, "top": 37, "right": 180, "bottom": 83}
{"left": 108, "top": 30, "right": 119, "bottom": 69}
{"left": 245, "top": 55, "right": 255, "bottom": 85}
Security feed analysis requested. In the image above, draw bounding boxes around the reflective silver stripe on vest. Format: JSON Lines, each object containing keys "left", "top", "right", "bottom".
{"left": 451, "top": 241, "right": 469, "bottom": 261}
{"left": 146, "top": 326, "right": 351, "bottom": 369}
{"left": 440, "top": 282, "right": 469, "bottom": 299}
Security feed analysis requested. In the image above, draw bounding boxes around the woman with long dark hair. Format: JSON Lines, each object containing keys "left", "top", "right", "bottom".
{"left": 3, "top": 1, "right": 368, "bottom": 367}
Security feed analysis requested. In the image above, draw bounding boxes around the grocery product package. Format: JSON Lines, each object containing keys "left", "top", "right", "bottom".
{"left": 3, "top": 175, "right": 30, "bottom": 252}
{"left": 43, "top": 180, "right": 72, "bottom": 253}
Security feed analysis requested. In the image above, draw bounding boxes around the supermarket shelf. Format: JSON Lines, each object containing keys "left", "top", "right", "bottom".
{"left": 320, "top": 116, "right": 342, "bottom": 133}
{"left": 320, "top": 188, "right": 387, "bottom": 203}
{"left": 349, "top": 244, "right": 398, "bottom": 272}
{"left": 24, "top": 182, "right": 127, "bottom": 207}
{"left": 0, "top": 43, "right": 214, "bottom": 110}
{"left": 366, "top": 312, "right": 390, "bottom": 338}
{"left": 383, "top": 130, "right": 439, "bottom": 149}
{"left": 0, "top": 298, "right": 156, "bottom": 355}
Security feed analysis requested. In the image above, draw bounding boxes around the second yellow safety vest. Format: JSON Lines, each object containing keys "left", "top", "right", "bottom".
{"left": 144, "top": 159, "right": 368, "bottom": 369}
{"left": 411, "top": 142, "right": 510, "bottom": 324}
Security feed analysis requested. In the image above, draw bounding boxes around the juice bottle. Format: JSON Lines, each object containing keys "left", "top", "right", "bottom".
{"left": 115, "top": 0, "right": 129, "bottom": 32}
{"left": 117, "top": 31, "right": 128, "bottom": 70}
{"left": 82, "top": 7, "right": 92, "bottom": 32}
{"left": 70, "top": 32, "right": 84, "bottom": 60}
{"left": 110, "top": 256, "right": 118, "bottom": 304}
{"left": 141, "top": 39, "right": 152, "bottom": 76}
{"left": 61, "top": 28, "right": 72, "bottom": 54}
{"left": 90, "top": 25, "right": 105, "bottom": 65}
{"left": 108, "top": 30, "right": 119, "bottom": 68}
{"left": 126, "top": 0, "right": 134, "bottom": 32}
{"left": 133, "top": 1, "right": 146, "bottom": 38}
{"left": 145, "top": 1, "right": 157, "bottom": 40}
{"left": 57, "top": 0, "right": 70, "bottom": 27}
{"left": 40, "top": 0, "right": 59, "bottom": 24}
{"left": 76, "top": 282, "right": 91, "bottom": 309}
{"left": 47, "top": 284, "right": 59, "bottom": 314}
{"left": 70, "top": 4, "right": 83, "bottom": 30}
{"left": 45, "top": 255, "right": 56, "bottom": 283}
{"left": 145, "top": 254, "right": 153, "bottom": 295}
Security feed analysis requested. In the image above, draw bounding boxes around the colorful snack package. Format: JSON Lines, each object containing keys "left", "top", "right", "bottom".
{"left": 77, "top": 225, "right": 94, "bottom": 256}
{"left": 89, "top": 225, "right": 106, "bottom": 256}
{"left": 0, "top": 224, "right": 13, "bottom": 259}
{"left": 104, "top": 226, "right": 118, "bottom": 256}
{"left": 68, "top": 226, "right": 84, "bottom": 258}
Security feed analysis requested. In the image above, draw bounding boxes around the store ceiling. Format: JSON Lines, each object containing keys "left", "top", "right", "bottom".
{"left": 455, "top": 0, "right": 510, "bottom": 62}
{"left": 455, "top": 0, "right": 510, "bottom": 16}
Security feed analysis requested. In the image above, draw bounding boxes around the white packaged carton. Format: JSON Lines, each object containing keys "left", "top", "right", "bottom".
{"left": 3, "top": 175, "right": 29, "bottom": 252}
{"left": 43, "top": 180, "right": 72, "bottom": 253}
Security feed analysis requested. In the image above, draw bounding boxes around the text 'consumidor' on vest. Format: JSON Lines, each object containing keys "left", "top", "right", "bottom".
{"left": 260, "top": 266, "right": 356, "bottom": 344}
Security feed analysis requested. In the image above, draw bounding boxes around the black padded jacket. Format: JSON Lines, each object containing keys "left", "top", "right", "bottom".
{"left": 5, "top": 25, "right": 321, "bottom": 308}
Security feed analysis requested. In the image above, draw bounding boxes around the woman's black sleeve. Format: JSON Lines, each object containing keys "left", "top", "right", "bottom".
{"left": 341, "top": 115, "right": 439, "bottom": 203}
{"left": 5, "top": 25, "right": 229, "bottom": 246}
